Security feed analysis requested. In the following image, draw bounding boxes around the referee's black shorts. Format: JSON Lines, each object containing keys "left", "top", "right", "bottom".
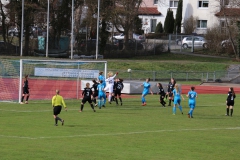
{"left": 53, "top": 106, "right": 62, "bottom": 115}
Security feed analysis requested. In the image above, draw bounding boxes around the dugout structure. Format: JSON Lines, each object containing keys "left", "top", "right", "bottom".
{"left": 0, "top": 59, "right": 107, "bottom": 103}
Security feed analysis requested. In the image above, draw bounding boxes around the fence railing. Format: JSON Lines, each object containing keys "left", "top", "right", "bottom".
{"left": 110, "top": 69, "right": 240, "bottom": 82}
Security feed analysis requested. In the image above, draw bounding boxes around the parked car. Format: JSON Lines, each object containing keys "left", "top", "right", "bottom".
{"left": 182, "top": 36, "right": 207, "bottom": 49}
{"left": 30, "top": 26, "right": 43, "bottom": 38}
{"left": 113, "top": 33, "right": 145, "bottom": 42}
{"left": 112, "top": 39, "right": 143, "bottom": 50}
{"left": 8, "top": 27, "right": 19, "bottom": 36}
{"left": 113, "top": 33, "right": 124, "bottom": 40}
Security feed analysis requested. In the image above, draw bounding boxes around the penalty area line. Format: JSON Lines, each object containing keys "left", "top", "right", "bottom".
{"left": 1, "top": 127, "right": 240, "bottom": 140}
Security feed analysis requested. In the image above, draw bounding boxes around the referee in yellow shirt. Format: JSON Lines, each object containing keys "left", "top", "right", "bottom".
{"left": 52, "top": 90, "right": 67, "bottom": 126}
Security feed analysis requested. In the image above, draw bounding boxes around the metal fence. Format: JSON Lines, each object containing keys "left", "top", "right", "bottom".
{"left": 111, "top": 69, "right": 240, "bottom": 82}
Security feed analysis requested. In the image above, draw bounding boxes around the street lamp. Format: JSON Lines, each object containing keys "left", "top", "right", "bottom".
{"left": 20, "top": 0, "right": 24, "bottom": 56}
{"left": 95, "top": 0, "right": 100, "bottom": 60}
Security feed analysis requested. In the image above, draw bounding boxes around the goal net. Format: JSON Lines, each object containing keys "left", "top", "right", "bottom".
{"left": 0, "top": 59, "right": 107, "bottom": 103}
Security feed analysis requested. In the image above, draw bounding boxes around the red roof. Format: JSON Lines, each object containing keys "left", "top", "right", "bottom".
{"left": 215, "top": 8, "right": 240, "bottom": 17}
{"left": 138, "top": 7, "right": 161, "bottom": 15}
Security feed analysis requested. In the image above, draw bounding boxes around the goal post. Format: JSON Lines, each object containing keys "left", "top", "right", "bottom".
{"left": 18, "top": 59, "right": 107, "bottom": 103}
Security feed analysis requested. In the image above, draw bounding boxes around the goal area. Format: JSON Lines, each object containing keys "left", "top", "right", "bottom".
{"left": 0, "top": 59, "right": 107, "bottom": 103}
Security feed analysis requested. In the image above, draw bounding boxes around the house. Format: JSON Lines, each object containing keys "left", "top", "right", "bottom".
{"left": 139, "top": 0, "right": 239, "bottom": 34}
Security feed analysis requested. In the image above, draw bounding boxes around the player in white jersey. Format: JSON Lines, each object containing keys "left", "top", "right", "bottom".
{"left": 105, "top": 71, "right": 118, "bottom": 104}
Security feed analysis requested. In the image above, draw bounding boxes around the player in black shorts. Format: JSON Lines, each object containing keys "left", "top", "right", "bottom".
{"left": 226, "top": 87, "right": 236, "bottom": 116}
{"left": 91, "top": 79, "right": 99, "bottom": 107}
{"left": 157, "top": 83, "right": 166, "bottom": 107}
{"left": 21, "top": 75, "right": 30, "bottom": 104}
{"left": 114, "top": 79, "right": 124, "bottom": 105}
{"left": 166, "top": 78, "right": 176, "bottom": 106}
{"left": 80, "top": 83, "right": 96, "bottom": 112}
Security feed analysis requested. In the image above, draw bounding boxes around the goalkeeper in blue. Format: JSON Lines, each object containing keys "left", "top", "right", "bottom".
{"left": 172, "top": 84, "right": 184, "bottom": 115}
{"left": 186, "top": 86, "right": 197, "bottom": 118}
{"left": 141, "top": 78, "right": 153, "bottom": 106}
{"left": 97, "top": 80, "right": 106, "bottom": 108}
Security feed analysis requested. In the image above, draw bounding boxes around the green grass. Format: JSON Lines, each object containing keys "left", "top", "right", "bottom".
{"left": 1, "top": 94, "right": 240, "bottom": 160}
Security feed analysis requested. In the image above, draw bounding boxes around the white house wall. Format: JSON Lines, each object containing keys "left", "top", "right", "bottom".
{"left": 182, "top": 0, "right": 220, "bottom": 34}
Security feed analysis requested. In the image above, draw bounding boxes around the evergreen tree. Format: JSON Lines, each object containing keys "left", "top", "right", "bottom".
{"left": 174, "top": 0, "right": 182, "bottom": 33}
{"left": 155, "top": 22, "right": 163, "bottom": 33}
{"left": 164, "top": 9, "right": 174, "bottom": 33}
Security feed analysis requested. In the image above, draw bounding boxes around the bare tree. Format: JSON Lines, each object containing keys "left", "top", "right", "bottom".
{"left": 216, "top": 0, "right": 240, "bottom": 60}
{"left": 182, "top": 15, "right": 198, "bottom": 34}
{"left": 113, "top": 0, "right": 142, "bottom": 49}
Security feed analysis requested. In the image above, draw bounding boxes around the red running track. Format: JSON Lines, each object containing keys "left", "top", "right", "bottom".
{"left": 0, "top": 78, "right": 239, "bottom": 101}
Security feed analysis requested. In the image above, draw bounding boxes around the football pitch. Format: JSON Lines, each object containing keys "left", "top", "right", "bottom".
{"left": 0, "top": 94, "right": 239, "bottom": 160}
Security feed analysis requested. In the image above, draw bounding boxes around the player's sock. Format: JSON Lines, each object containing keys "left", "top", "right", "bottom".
{"left": 172, "top": 106, "right": 176, "bottom": 114}
{"left": 55, "top": 118, "right": 58, "bottom": 124}
{"left": 108, "top": 95, "right": 111, "bottom": 102}
{"left": 81, "top": 104, "right": 84, "bottom": 111}
{"left": 26, "top": 95, "right": 29, "bottom": 101}
{"left": 230, "top": 109, "right": 233, "bottom": 116}
{"left": 93, "top": 99, "right": 96, "bottom": 104}
{"left": 226, "top": 108, "right": 229, "bottom": 115}
{"left": 56, "top": 117, "right": 62, "bottom": 122}
{"left": 142, "top": 97, "right": 145, "bottom": 103}
{"left": 190, "top": 109, "right": 193, "bottom": 117}
{"left": 21, "top": 96, "right": 24, "bottom": 102}
{"left": 115, "top": 98, "right": 118, "bottom": 104}
{"left": 168, "top": 100, "right": 171, "bottom": 106}
{"left": 178, "top": 106, "right": 183, "bottom": 113}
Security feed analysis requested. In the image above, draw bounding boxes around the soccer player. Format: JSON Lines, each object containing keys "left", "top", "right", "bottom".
{"left": 226, "top": 87, "right": 236, "bottom": 116}
{"left": 157, "top": 83, "right": 166, "bottom": 107}
{"left": 104, "top": 71, "right": 118, "bottom": 104}
{"left": 52, "top": 90, "right": 67, "bottom": 126}
{"left": 114, "top": 78, "right": 124, "bottom": 105}
{"left": 91, "top": 79, "right": 99, "bottom": 107}
{"left": 97, "top": 80, "right": 106, "bottom": 108}
{"left": 21, "top": 75, "right": 30, "bottom": 104}
{"left": 141, "top": 78, "right": 153, "bottom": 106}
{"left": 172, "top": 84, "right": 184, "bottom": 115}
{"left": 166, "top": 78, "right": 176, "bottom": 106}
{"left": 98, "top": 71, "right": 106, "bottom": 88}
{"left": 186, "top": 86, "right": 197, "bottom": 118}
{"left": 80, "top": 83, "right": 96, "bottom": 112}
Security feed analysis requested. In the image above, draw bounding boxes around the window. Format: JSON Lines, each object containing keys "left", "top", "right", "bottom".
{"left": 169, "top": 0, "right": 178, "bottom": 8}
{"left": 198, "top": 1, "right": 209, "bottom": 8}
{"left": 197, "top": 20, "right": 207, "bottom": 28}
{"left": 154, "top": 0, "right": 158, "bottom": 5}
{"left": 151, "top": 19, "right": 157, "bottom": 32}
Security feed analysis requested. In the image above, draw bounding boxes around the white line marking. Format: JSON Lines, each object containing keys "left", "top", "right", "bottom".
{"left": 0, "top": 127, "right": 240, "bottom": 140}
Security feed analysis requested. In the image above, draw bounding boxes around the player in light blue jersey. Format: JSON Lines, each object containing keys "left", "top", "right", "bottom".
{"left": 97, "top": 80, "right": 106, "bottom": 108}
{"left": 172, "top": 84, "right": 184, "bottom": 115}
{"left": 186, "top": 86, "right": 197, "bottom": 118}
{"left": 141, "top": 78, "right": 153, "bottom": 106}
{"left": 98, "top": 71, "right": 106, "bottom": 88}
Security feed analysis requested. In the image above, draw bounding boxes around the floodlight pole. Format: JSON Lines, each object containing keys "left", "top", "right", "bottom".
{"left": 46, "top": 0, "right": 49, "bottom": 57}
{"left": 70, "top": 0, "right": 74, "bottom": 59}
{"left": 95, "top": 0, "right": 100, "bottom": 60}
{"left": 20, "top": 0, "right": 24, "bottom": 56}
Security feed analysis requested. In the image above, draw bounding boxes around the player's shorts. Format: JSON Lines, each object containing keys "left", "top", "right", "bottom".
{"left": 53, "top": 106, "right": 62, "bottom": 115}
{"left": 174, "top": 98, "right": 181, "bottom": 105}
{"left": 82, "top": 97, "right": 92, "bottom": 104}
{"left": 105, "top": 84, "right": 114, "bottom": 93}
{"left": 227, "top": 101, "right": 234, "bottom": 106}
{"left": 189, "top": 100, "right": 196, "bottom": 109}
{"left": 23, "top": 87, "right": 29, "bottom": 94}
{"left": 93, "top": 92, "right": 98, "bottom": 98}
{"left": 115, "top": 90, "right": 121, "bottom": 96}
{"left": 98, "top": 93, "right": 106, "bottom": 100}
{"left": 168, "top": 92, "right": 173, "bottom": 98}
